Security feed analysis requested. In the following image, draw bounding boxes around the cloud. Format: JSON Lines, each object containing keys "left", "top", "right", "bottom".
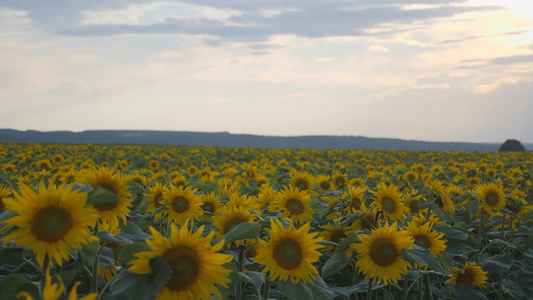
{"left": 0, "top": 0, "right": 503, "bottom": 42}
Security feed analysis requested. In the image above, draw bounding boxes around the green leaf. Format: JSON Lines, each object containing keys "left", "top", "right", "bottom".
{"left": 501, "top": 278, "right": 528, "bottom": 299}
{"left": 336, "top": 234, "right": 360, "bottom": 252}
{"left": 97, "top": 222, "right": 150, "bottom": 245}
{"left": 86, "top": 186, "right": 120, "bottom": 205}
{"left": 338, "top": 212, "right": 364, "bottom": 228}
{"left": 309, "top": 197, "right": 324, "bottom": 219}
{"left": 433, "top": 225, "right": 469, "bottom": 240}
{"left": 81, "top": 240, "right": 99, "bottom": 267}
{"left": 99, "top": 247, "right": 116, "bottom": 268}
{"left": 219, "top": 222, "right": 261, "bottom": 244}
{"left": 276, "top": 275, "right": 335, "bottom": 300}
{"left": 488, "top": 238, "right": 517, "bottom": 249}
{"left": 217, "top": 263, "right": 240, "bottom": 300}
{"left": 445, "top": 240, "right": 477, "bottom": 257}
{"left": 0, "top": 274, "right": 40, "bottom": 300}
{"left": 116, "top": 243, "right": 151, "bottom": 267}
{"left": 401, "top": 246, "right": 444, "bottom": 273}
{"left": 449, "top": 284, "right": 489, "bottom": 300}
{"left": 71, "top": 183, "right": 93, "bottom": 193}
{"left": 239, "top": 271, "right": 265, "bottom": 297}
{"left": 479, "top": 254, "right": 512, "bottom": 273}
{"left": 0, "top": 246, "right": 25, "bottom": 265}
{"left": 438, "top": 252, "right": 454, "bottom": 275}
{"left": 109, "top": 257, "right": 170, "bottom": 300}
{"left": 321, "top": 251, "right": 352, "bottom": 278}
{"left": 331, "top": 280, "right": 386, "bottom": 298}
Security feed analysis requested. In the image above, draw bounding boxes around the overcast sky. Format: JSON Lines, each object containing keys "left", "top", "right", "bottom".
{"left": 1, "top": 0, "right": 532, "bottom": 143}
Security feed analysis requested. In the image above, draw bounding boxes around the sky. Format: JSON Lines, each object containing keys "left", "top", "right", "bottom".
{"left": 1, "top": 0, "right": 532, "bottom": 144}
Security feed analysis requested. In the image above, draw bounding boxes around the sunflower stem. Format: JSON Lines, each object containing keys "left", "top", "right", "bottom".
{"left": 400, "top": 275, "right": 409, "bottom": 300}
{"left": 92, "top": 222, "right": 99, "bottom": 293}
{"left": 366, "top": 278, "right": 373, "bottom": 300}
{"left": 475, "top": 208, "right": 484, "bottom": 263}
{"left": 500, "top": 213, "right": 506, "bottom": 239}
{"left": 23, "top": 257, "right": 46, "bottom": 282}
{"left": 424, "top": 275, "right": 433, "bottom": 300}
{"left": 262, "top": 277, "right": 271, "bottom": 300}
{"left": 96, "top": 271, "right": 119, "bottom": 300}
{"left": 418, "top": 275, "right": 423, "bottom": 300}
{"left": 236, "top": 245, "right": 245, "bottom": 300}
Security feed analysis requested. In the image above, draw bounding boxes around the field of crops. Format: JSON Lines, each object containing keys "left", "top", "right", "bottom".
{"left": 0, "top": 142, "right": 532, "bottom": 300}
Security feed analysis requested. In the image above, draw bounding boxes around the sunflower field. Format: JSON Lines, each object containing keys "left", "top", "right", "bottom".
{"left": 0, "top": 142, "right": 532, "bottom": 300}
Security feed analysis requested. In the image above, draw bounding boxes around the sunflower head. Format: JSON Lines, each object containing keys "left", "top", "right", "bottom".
{"left": 371, "top": 183, "right": 408, "bottom": 221}
{"left": 3, "top": 182, "right": 98, "bottom": 267}
{"left": 446, "top": 261, "right": 488, "bottom": 288}
{"left": 255, "top": 219, "right": 324, "bottom": 284}
{"left": 129, "top": 223, "right": 233, "bottom": 299}
{"left": 354, "top": 222, "right": 413, "bottom": 285}
{"left": 476, "top": 182, "right": 506, "bottom": 213}
{"left": 164, "top": 185, "right": 202, "bottom": 226}
{"left": 273, "top": 186, "right": 314, "bottom": 224}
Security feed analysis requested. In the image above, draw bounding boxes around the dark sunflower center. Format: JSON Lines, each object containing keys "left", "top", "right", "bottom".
{"left": 201, "top": 202, "right": 215, "bottom": 213}
{"left": 163, "top": 247, "right": 200, "bottom": 292}
{"left": 456, "top": 271, "right": 474, "bottom": 285}
{"left": 171, "top": 196, "right": 190, "bottom": 213}
{"left": 336, "top": 177, "right": 345, "bottom": 186}
{"left": 350, "top": 197, "right": 361, "bottom": 210}
{"left": 273, "top": 238, "right": 303, "bottom": 270}
{"left": 485, "top": 192, "right": 499, "bottom": 206}
{"left": 286, "top": 198, "right": 304, "bottom": 215}
{"left": 0, "top": 198, "right": 4, "bottom": 210}
{"left": 153, "top": 193, "right": 162, "bottom": 208}
{"left": 330, "top": 229, "right": 347, "bottom": 244}
{"left": 31, "top": 206, "right": 73, "bottom": 242}
{"left": 295, "top": 180, "right": 308, "bottom": 191}
{"left": 381, "top": 196, "right": 397, "bottom": 213}
{"left": 407, "top": 174, "right": 416, "bottom": 181}
{"left": 414, "top": 234, "right": 431, "bottom": 249}
{"left": 409, "top": 199, "right": 420, "bottom": 214}
{"left": 369, "top": 238, "right": 398, "bottom": 267}
{"left": 223, "top": 217, "right": 246, "bottom": 234}
{"left": 320, "top": 182, "right": 330, "bottom": 191}
{"left": 93, "top": 201, "right": 119, "bottom": 212}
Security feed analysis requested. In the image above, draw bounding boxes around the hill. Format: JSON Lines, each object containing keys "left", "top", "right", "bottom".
{"left": 0, "top": 129, "right": 510, "bottom": 151}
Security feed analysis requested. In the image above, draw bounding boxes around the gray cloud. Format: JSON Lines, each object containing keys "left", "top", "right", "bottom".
{"left": 438, "top": 30, "right": 529, "bottom": 44}
{"left": 0, "top": 0, "right": 503, "bottom": 42}
{"left": 457, "top": 54, "right": 533, "bottom": 69}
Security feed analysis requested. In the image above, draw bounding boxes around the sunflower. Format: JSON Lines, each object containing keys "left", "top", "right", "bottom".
{"left": 213, "top": 205, "right": 257, "bottom": 245}
{"left": 403, "top": 170, "right": 419, "bottom": 183}
{"left": 348, "top": 177, "right": 367, "bottom": 189}
{"left": 2, "top": 182, "right": 98, "bottom": 267}
{"left": 290, "top": 170, "right": 314, "bottom": 191}
{"left": 273, "top": 186, "right": 315, "bottom": 224}
{"left": 143, "top": 182, "right": 168, "bottom": 221}
{"left": 405, "top": 194, "right": 423, "bottom": 215}
{"left": 429, "top": 181, "right": 455, "bottom": 214}
{"left": 354, "top": 222, "right": 413, "bottom": 285}
{"left": 256, "top": 185, "right": 277, "bottom": 209}
{"left": 164, "top": 185, "right": 202, "bottom": 226}
{"left": 476, "top": 182, "right": 506, "bottom": 213}
{"left": 332, "top": 172, "right": 347, "bottom": 189}
{"left": 404, "top": 222, "right": 446, "bottom": 268}
{"left": 197, "top": 192, "right": 221, "bottom": 222}
{"left": 319, "top": 223, "right": 356, "bottom": 257}
{"left": 76, "top": 167, "right": 132, "bottom": 230}
{"left": 128, "top": 223, "right": 233, "bottom": 300}
{"left": 255, "top": 219, "right": 323, "bottom": 284}
{"left": 371, "top": 183, "right": 408, "bottom": 221}
{"left": 412, "top": 212, "right": 444, "bottom": 227}
{"left": 171, "top": 174, "right": 188, "bottom": 188}
{"left": 0, "top": 185, "right": 13, "bottom": 210}
{"left": 315, "top": 175, "right": 332, "bottom": 191}
{"left": 351, "top": 209, "right": 377, "bottom": 231}
{"left": 18, "top": 270, "right": 97, "bottom": 300}
{"left": 446, "top": 261, "right": 488, "bottom": 288}
{"left": 345, "top": 186, "right": 367, "bottom": 214}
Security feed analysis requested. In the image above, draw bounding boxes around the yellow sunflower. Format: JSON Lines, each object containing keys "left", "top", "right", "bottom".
{"left": 446, "top": 261, "right": 488, "bottom": 288}
{"left": 0, "top": 185, "right": 13, "bottom": 210}
{"left": 371, "top": 183, "right": 408, "bottom": 221}
{"left": 315, "top": 175, "right": 332, "bottom": 191}
{"left": 354, "top": 222, "right": 413, "bottom": 285}
{"left": 345, "top": 186, "right": 367, "bottom": 214}
{"left": 128, "top": 224, "right": 233, "bottom": 300}
{"left": 319, "top": 223, "right": 356, "bottom": 257}
{"left": 476, "top": 182, "right": 506, "bottom": 213}
{"left": 273, "top": 186, "right": 315, "bottom": 224}
{"left": 213, "top": 205, "right": 257, "bottom": 245}
{"left": 76, "top": 167, "right": 132, "bottom": 230}
{"left": 18, "top": 270, "right": 97, "bottom": 300}
{"left": 332, "top": 172, "right": 347, "bottom": 189}
{"left": 256, "top": 185, "right": 278, "bottom": 209}
{"left": 2, "top": 182, "right": 98, "bottom": 267}
{"left": 404, "top": 222, "right": 446, "bottom": 269}
{"left": 290, "top": 170, "right": 314, "bottom": 192}
{"left": 412, "top": 212, "right": 444, "bottom": 227}
{"left": 255, "top": 219, "right": 324, "bottom": 284}
{"left": 429, "top": 181, "right": 455, "bottom": 214}
{"left": 144, "top": 182, "right": 168, "bottom": 221}
{"left": 164, "top": 186, "right": 202, "bottom": 226}
{"left": 196, "top": 192, "right": 221, "bottom": 222}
